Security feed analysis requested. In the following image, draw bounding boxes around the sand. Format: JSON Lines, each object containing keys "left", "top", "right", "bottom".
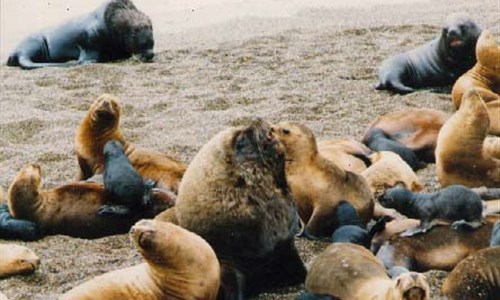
{"left": 0, "top": 0, "right": 499, "bottom": 299}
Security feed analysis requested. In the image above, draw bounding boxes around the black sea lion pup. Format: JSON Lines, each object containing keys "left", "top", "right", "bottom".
{"left": 7, "top": 0, "right": 154, "bottom": 69}
{"left": 379, "top": 185, "right": 483, "bottom": 236}
{"left": 0, "top": 204, "right": 39, "bottom": 241}
{"left": 376, "top": 13, "right": 481, "bottom": 94}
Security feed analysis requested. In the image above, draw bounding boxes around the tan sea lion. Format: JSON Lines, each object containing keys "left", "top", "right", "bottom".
{"left": 75, "top": 94, "right": 186, "bottom": 192}
{"left": 436, "top": 89, "right": 500, "bottom": 188}
{"left": 317, "top": 138, "right": 372, "bottom": 173}
{"left": 0, "top": 243, "right": 40, "bottom": 278}
{"left": 301, "top": 243, "right": 430, "bottom": 300}
{"left": 452, "top": 30, "right": 500, "bottom": 135}
{"left": 363, "top": 108, "right": 450, "bottom": 163}
{"left": 270, "top": 122, "right": 374, "bottom": 238}
{"left": 7, "top": 164, "right": 174, "bottom": 238}
{"left": 60, "top": 219, "right": 220, "bottom": 300}
{"left": 155, "top": 119, "right": 306, "bottom": 298}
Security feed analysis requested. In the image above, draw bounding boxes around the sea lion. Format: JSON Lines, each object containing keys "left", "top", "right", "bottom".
{"left": 379, "top": 185, "right": 483, "bottom": 236}
{"left": 75, "top": 94, "right": 186, "bottom": 193}
{"left": 6, "top": 0, "right": 154, "bottom": 70}
{"left": 376, "top": 215, "right": 499, "bottom": 272}
{"left": 61, "top": 219, "right": 220, "bottom": 300}
{"left": 363, "top": 108, "right": 450, "bottom": 162}
{"left": 452, "top": 30, "right": 500, "bottom": 135}
{"left": 317, "top": 138, "right": 372, "bottom": 173}
{"left": 155, "top": 119, "right": 306, "bottom": 298}
{"left": 301, "top": 243, "right": 430, "bottom": 300}
{"left": 375, "top": 13, "right": 481, "bottom": 94}
{"left": 440, "top": 222, "right": 500, "bottom": 300}
{"left": 363, "top": 128, "right": 425, "bottom": 171}
{"left": 270, "top": 122, "right": 374, "bottom": 238}
{"left": 0, "top": 243, "right": 40, "bottom": 279}
{"left": 6, "top": 164, "right": 175, "bottom": 238}
{"left": 436, "top": 89, "right": 500, "bottom": 188}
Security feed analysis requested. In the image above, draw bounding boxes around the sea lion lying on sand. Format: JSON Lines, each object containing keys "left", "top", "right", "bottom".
{"left": 376, "top": 13, "right": 481, "bottom": 94}
{"left": 61, "top": 220, "right": 220, "bottom": 300}
{"left": 317, "top": 138, "right": 372, "bottom": 173}
{"left": 7, "top": 0, "right": 154, "bottom": 69}
{"left": 436, "top": 89, "right": 500, "bottom": 188}
{"left": 0, "top": 243, "right": 40, "bottom": 279}
{"left": 270, "top": 122, "right": 374, "bottom": 238}
{"left": 75, "top": 94, "right": 186, "bottom": 193}
{"left": 155, "top": 119, "right": 306, "bottom": 298}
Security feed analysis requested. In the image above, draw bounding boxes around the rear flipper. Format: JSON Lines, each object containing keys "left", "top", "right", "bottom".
{"left": 0, "top": 204, "right": 40, "bottom": 241}
{"left": 17, "top": 56, "right": 79, "bottom": 70}
{"left": 97, "top": 204, "right": 133, "bottom": 218}
{"left": 296, "top": 292, "right": 337, "bottom": 300}
{"left": 451, "top": 220, "right": 482, "bottom": 231}
{"left": 401, "top": 220, "right": 438, "bottom": 237}
{"left": 375, "top": 75, "right": 415, "bottom": 94}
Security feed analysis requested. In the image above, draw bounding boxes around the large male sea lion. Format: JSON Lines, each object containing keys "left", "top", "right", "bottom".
{"left": 436, "top": 89, "right": 500, "bottom": 187}
{"left": 376, "top": 13, "right": 481, "bottom": 94}
{"left": 0, "top": 243, "right": 40, "bottom": 279}
{"left": 61, "top": 219, "right": 220, "bottom": 300}
{"left": 270, "top": 122, "right": 374, "bottom": 238}
{"left": 452, "top": 30, "right": 500, "bottom": 135}
{"left": 300, "top": 243, "right": 430, "bottom": 300}
{"left": 155, "top": 119, "right": 306, "bottom": 298}
{"left": 75, "top": 94, "right": 186, "bottom": 193}
{"left": 7, "top": 0, "right": 154, "bottom": 70}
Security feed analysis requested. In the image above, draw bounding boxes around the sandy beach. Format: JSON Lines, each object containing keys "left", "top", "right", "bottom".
{"left": 1, "top": 0, "right": 499, "bottom": 299}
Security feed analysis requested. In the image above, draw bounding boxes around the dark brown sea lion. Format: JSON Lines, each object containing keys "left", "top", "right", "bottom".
{"left": 300, "top": 243, "right": 430, "bottom": 300}
{"left": 452, "top": 30, "right": 500, "bottom": 135}
{"left": 375, "top": 13, "right": 481, "bottom": 94}
{"left": 436, "top": 89, "right": 500, "bottom": 188}
{"left": 270, "top": 122, "right": 374, "bottom": 238}
{"left": 75, "top": 94, "right": 186, "bottom": 193}
{"left": 6, "top": 164, "right": 174, "bottom": 238}
{"left": 363, "top": 108, "right": 450, "bottom": 162}
{"left": 317, "top": 138, "right": 372, "bottom": 173}
{"left": 6, "top": 0, "right": 154, "bottom": 70}
{"left": 60, "top": 220, "right": 220, "bottom": 300}
{"left": 0, "top": 243, "right": 40, "bottom": 279}
{"left": 155, "top": 119, "right": 306, "bottom": 298}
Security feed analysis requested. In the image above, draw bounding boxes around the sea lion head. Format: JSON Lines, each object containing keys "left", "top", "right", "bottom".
{"left": 378, "top": 186, "right": 412, "bottom": 211}
{"left": 105, "top": 0, "right": 155, "bottom": 61}
{"left": 441, "top": 13, "right": 481, "bottom": 59}
{"left": 475, "top": 30, "right": 500, "bottom": 74}
{"left": 394, "top": 272, "right": 430, "bottom": 300}
{"left": 270, "top": 122, "right": 318, "bottom": 163}
{"left": 87, "top": 94, "right": 121, "bottom": 130}
{"left": 0, "top": 244, "right": 40, "bottom": 278}
{"left": 103, "top": 140, "right": 126, "bottom": 159}
{"left": 459, "top": 89, "right": 490, "bottom": 133}
{"left": 9, "top": 164, "right": 42, "bottom": 194}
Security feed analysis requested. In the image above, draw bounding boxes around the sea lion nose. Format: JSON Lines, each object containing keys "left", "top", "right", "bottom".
{"left": 447, "top": 28, "right": 460, "bottom": 39}
{"left": 141, "top": 51, "right": 154, "bottom": 61}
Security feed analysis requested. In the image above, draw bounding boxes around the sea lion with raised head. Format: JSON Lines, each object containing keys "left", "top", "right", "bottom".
{"left": 155, "top": 119, "right": 306, "bottom": 298}
{"left": 61, "top": 219, "right": 220, "bottom": 300}
{"left": 270, "top": 122, "right": 374, "bottom": 239}
{"left": 376, "top": 13, "right": 481, "bottom": 94}
{"left": 7, "top": 0, "right": 154, "bottom": 70}
{"left": 0, "top": 243, "right": 40, "bottom": 279}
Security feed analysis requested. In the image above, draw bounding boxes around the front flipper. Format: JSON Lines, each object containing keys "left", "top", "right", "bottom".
{"left": 400, "top": 220, "right": 438, "bottom": 237}
{"left": 97, "top": 204, "right": 133, "bottom": 218}
{"left": 451, "top": 220, "right": 482, "bottom": 231}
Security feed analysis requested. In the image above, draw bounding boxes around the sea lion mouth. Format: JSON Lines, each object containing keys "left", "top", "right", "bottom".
{"left": 449, "top": 38, "right": 464, "bottom": 48}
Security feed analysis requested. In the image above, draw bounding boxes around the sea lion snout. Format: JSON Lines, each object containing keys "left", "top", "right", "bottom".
{"left": 130, "top": 220, "right": 156, "bottom": 249}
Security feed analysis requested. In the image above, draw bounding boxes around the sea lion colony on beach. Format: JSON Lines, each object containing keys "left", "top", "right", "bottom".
{"left": 1, "top": 3, "right": 500, "bottom": 299}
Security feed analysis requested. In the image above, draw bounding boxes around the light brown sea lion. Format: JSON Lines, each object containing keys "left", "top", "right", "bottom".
{"left": 363, "top": 108, "right": 450, "bottom": 163}
{"left": 155, "top": 119, "right": 306, "bottom": 298}
{"left": 60, "top": 219, "right": 220, "bottom": 300}
{"left": 270, "top": 122, "right": 374, "bottom": 238}
{"left": 436, "top": 89, "right": 500, "bottom": 188}
{"left": 0, "top": 243, "right": 40, "bottom": 278}
{"left": 7, "top": 164, "right": 174, "bottom": 238}
{"left": 376, "top": 215, "right": 500, "bottom": 272}
{"left": 75, "top": 94, "right": 186, "bottom": 192}
{"left": 452, "top": 30, "right": 500, "bottom": 135}
{"left": 302, "top": 243, "right": 430, "bottom": 300}
{"left": 317, "top": 138, "right": 372, "bottom": 173}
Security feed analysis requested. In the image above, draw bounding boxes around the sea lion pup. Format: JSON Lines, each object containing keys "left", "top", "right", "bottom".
{"left": 363, "top": 128, "right": 425, "bottom": 171}
{"left": 440, "top": 222, "right": 500, "bottom": 300}
{"left": 60, "top": 219, "right": 220, "bottom": 300}
{"left": 270, "top": 122, "right": 374, "bottom": 238}
{"left": 378, "top": 185, "right": 483, "bottom": 236}
{"left": 6, "top": 164, "right": 174, "bottom": 239}
{"left": 6, "top": 0, "right": 154, "bottom": 70}
{"left": 452, "top": 30, "right": 500, "bottom": 134}
{"left": 155, "top": 119, "right": 306, "bottom": 298}
{"left": 376, "top": 215, "right": 499, "bottom": 272}
{"left": 0, "top": 204, "right": 39, "bottom": 241}
{"left": 436, "top": 89, "right": 500, "bottom": 188}
{"left": 363, "top": 108, "right": 450, "bottom": 162}
{"left": 75, "top": 94, "right": 186, "bottom": 193}
{"left": 299, "top": 243, "right": 430, "bottom": 300}
{"left": 375, "top": 13, "right": 481, "bottom": 94}
{"left": 317, "top": 138, "right": 372, "bottom": 173}
{"left": 0, "top": 243, "right": 40, "bottom": 279}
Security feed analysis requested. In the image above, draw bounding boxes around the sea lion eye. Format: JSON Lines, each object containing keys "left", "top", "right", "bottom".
{"left": 282, "top": 128, "right": 290, "bottom": 135}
